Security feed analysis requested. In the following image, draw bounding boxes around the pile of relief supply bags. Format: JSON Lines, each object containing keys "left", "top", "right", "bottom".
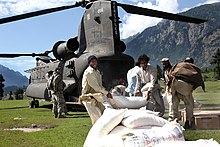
{"left": 83, "top": 109, "right": 220, "bottom": 147}
{"left": 84, "top": 109, "right": 183, "bottom": 147}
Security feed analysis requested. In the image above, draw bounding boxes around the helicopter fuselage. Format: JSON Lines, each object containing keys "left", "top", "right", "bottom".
{"left": 26, "top": 1, "right": 134, "bottom": 101}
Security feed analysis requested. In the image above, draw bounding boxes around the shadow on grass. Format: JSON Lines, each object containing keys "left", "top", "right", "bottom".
{"left": 193, "top": 99, "right": 207, "bottom": 102}
{"left": 40, "top": 104, "right": 52, "bottom": 109}
{"left": 64, "top": 115, "right": 90, "bottom": 119}
{"left": 200, "top": 104, "right": 220, "bottom": 110}
{"left": 66, "top": 103, "right": 87, "bottom": 112}
{"left": 0, "top": 106, "right": 29, "bottom": 110}
{"left": 179, "top": 103, "right": 220, "bottom": 110}
{"left": 40, "top": 103, "right": 87, "bottom": 113}
{"left": 202, "top": 104, "right": 220, "bottom": 107}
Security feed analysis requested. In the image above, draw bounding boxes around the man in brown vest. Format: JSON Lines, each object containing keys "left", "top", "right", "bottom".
{"left": 169, "top": 60, "right": 205, "bottom": 129}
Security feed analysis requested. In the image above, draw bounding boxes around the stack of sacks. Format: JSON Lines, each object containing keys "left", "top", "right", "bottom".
{"left": 111, "top": 110, "right": 184, "bottom": 147}
{"left": 84, "top": 109, "right": 185, "bottom": 147}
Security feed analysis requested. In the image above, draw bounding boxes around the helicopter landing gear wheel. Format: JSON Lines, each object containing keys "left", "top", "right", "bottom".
{"left": 29, "top": 100, "right": 35, "bottom": 108}
{"left": 35, "top": 100, "right": 39, "bottom": 108}
{"left": 29, "top": 99, "right": 39, "bottom": 108}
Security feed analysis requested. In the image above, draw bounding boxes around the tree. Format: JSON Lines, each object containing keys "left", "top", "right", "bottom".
{"left": 14, "top": 88, "right": 23, "bottom": 100}
{"left": 0, "top": 74, "right": 5, "bottom": 98}
{"left": 14, "top": 88, "right": 24, "bottom": 100}
{"left": 210, "top": 48, "right": 220, "bottom": 80}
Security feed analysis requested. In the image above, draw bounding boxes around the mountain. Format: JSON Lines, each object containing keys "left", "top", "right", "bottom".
{"left": 125, "top": 2, "right": 220, "bottom": 68}
{"left": 0, "top": 64, "right": 28, "bottom": 87}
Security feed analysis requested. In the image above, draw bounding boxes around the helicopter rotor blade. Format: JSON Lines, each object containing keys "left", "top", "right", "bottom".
{"left": 0, "top": 53, "right": 48, "bottom": 58}
{"left": 117, "top": 3, "right": 207, "bottom": 24}
{"left": 0, "top": 2, "right": 82, "bottom": 24}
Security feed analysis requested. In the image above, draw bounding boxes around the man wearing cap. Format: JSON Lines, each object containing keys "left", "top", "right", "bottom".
{"left": 80, "top": 55, "right": 113, "bottom": 124}
{"left": 161, "top": 57, "right": 173, "bottom": 121}
{"left": 184, "top": 57, "right": 194, "bottom": 64}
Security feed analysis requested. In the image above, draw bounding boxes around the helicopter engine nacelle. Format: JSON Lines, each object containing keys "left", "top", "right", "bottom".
{"left": 52, "top": 37, "right": 79, "bottom": 60}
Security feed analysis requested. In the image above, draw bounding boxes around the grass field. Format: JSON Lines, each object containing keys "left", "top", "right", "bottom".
{"left": 193, "top": 81, "right": 220, "bottom": 110}
{"left": 0, "top": 81, "right": 219, "bottom": 146}
{"left": 0, "top": 100, "right": 91, "bottom": 147}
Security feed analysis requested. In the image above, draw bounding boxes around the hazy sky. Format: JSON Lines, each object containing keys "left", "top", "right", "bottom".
{"left": 0, "top": 0, "right": 219, "bottom": 77}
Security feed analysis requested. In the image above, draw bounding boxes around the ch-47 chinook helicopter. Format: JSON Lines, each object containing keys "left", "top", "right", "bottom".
{"left": 0, "top": 0, "right": 206, "bottom": 102}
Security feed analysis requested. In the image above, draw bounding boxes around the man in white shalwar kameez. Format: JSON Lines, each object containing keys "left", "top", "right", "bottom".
{"left": 134, "top": 54, "right": 165, "bottom": 116}
{"left": 79, "top": 55, "right": 113, "bottom": 124}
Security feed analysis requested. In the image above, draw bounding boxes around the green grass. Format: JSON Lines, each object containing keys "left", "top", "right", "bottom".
{"left": 0, "top": 81, "right": 220, "bottom": 146}
{"left": 184, "top": 130, "right": 220, "bottom": 142}
{"left": 183, "top": 80, "right": 220, "bottom": 142}
{"left": 0, "top": 100, "right": 92, "bottom": 147}
{"left": 193, "top": 80, "right": 220, "bottom": 109}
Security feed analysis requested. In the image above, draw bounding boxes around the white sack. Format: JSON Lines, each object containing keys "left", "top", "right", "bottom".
{"left": 84, "top": 134, "right": 124, "bottom": 147}
{"left": 108, "top": 123, "right": 184, "bottom": 147}
{"left": 82, "top": 100, "right": 102, "bottom": 125}
{"left": 110, "top": 94, "right": 147, "bottom": 109}
{"left": 124, "top": 109, "right": 160, "bottom": 117}
{"left": 110, "top": 125, "right": 154, "bottom": 136}
{"left": 122, "top": 113, "right": 168, "bottom": 128}
{"left": 84, "top": 108, "right": 126, "bottom": 147}
{"left": 155, "top": 139, "right": 220, "bottom": 147}
{"left": 122, "top": 123, "right": 185, "bottom": 147}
